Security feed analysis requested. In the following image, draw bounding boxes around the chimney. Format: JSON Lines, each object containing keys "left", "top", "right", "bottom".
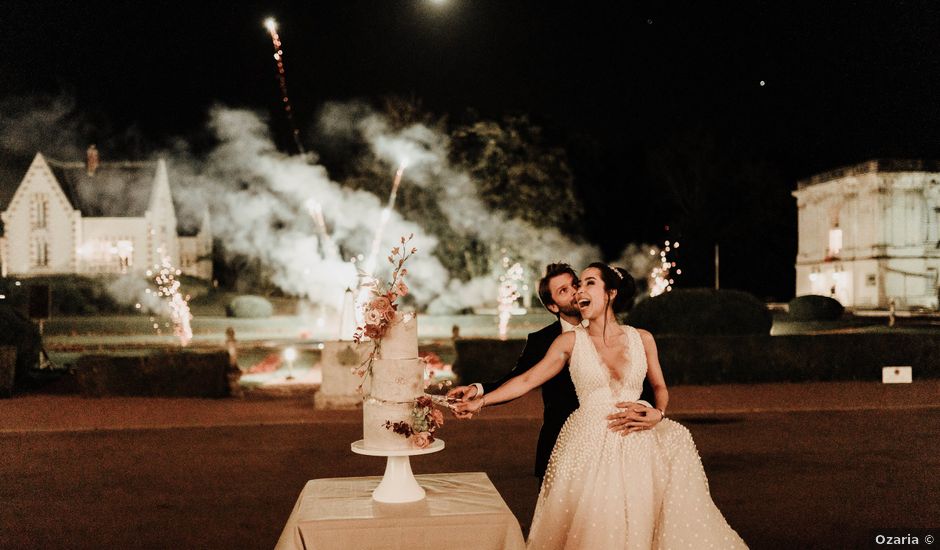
{"left": 86, "top": 144, "right": 99, "bottom": 176}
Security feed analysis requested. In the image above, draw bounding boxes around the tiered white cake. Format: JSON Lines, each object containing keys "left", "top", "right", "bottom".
{"left": 362, "top": 312, "right": 424, "bottom": 450}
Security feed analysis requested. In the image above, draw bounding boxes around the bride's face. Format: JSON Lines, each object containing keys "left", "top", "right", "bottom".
{"left": 575, "top": 267, "right": 611, "bottom": 320}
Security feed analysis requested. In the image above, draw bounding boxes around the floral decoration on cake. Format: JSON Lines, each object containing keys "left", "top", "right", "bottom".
{"left": 353, "top": 234, "right": 415, "bottom": 347}
{"left": 384, "top": 395, "right": 444, "bottom": 449}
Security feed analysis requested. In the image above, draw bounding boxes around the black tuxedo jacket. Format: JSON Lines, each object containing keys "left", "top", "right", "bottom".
{"left": 482, "top": 321, "right": 655, "bottom": 479}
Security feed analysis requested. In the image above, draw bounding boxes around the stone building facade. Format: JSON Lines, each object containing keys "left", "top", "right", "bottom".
{"left": 792, "top": 160, "right": 940, "bottom": 309}
{"left": 0, "top": 149, "right": 211, "bottom": 280}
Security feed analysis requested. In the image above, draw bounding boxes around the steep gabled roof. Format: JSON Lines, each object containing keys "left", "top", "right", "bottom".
{"left": 45, "top": 158, "right": 158, "bottom": 217}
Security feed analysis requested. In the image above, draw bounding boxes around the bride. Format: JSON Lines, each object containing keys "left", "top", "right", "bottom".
{"left": 454, "top": 263, "right": 748, "bottom": 549}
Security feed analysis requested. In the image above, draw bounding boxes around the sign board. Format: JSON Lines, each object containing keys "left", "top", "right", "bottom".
{"left": 882, "top": 366, "right": 912, "bottom": 384}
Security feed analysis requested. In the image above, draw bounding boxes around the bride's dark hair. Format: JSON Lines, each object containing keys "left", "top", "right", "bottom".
{"left": 586, "top": 262, "right": 636, "bottom": 314}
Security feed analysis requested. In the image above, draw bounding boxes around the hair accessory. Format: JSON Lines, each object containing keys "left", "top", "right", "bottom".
{"left": 609, "top": 265, "right": 624, "bottom": 279}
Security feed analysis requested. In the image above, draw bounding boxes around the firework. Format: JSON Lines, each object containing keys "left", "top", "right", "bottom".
{"left": 149, "top": 256, "right": 194, "bottom": 346}
{"left": 364, "top": 163, "right": 406, "bottom": 275}
{"left": 263, "top": 17, "right": 305, "bottom": 154}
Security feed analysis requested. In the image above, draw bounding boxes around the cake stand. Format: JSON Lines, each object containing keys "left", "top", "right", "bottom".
{"left": 351, "top": 439, "right": 445, "bottom": 503}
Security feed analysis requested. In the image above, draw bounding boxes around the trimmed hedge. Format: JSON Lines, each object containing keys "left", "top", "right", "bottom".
{"left": 788, "top": 295, "right": 844, "bottom": 321}
{"left": 627, "top": 288, "right": 772, "bottom": 335}
{"left": 74, "top": 350, "right": 231, "bottom": 397}
{"left": 453, "top": 333, "right": 940, "bottom": 385}
{"left": 226, "top": 295, "right": 274, "bottom": 318}
{"left": 0, "top": 347, "right": 15, "bottom": 398}
{"left": 0, "top": 305, "right": 41, "bottom": 391}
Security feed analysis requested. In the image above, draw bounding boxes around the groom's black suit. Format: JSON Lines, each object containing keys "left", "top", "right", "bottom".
{"left": 482, "top": 320, "right": 655, "bottom": 480}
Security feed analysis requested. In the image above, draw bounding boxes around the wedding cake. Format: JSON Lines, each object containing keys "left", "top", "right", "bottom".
{"left": 361, "top": 311, "right": 426, "bottom": 450}
{"left": 354, "top": 236, "right": 443, "bottom": 451}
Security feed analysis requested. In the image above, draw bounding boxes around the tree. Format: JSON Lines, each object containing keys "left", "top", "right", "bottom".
{"left": 449, "top": 115, "right": 583, "bottom": 235}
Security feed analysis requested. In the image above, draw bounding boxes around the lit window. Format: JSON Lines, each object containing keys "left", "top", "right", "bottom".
{"left": 828, "top": 228, "right": 842, "bottom": 257}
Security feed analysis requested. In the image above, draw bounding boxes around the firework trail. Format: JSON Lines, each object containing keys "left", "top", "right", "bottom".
{"left": 264, "top": 17, "right": 305, "bottom": 155}
{"left": 304, "top": 197, "right": 340, "bottom": 260}
{"left": 364, "top": 163, "right": 406, "bottom": 275}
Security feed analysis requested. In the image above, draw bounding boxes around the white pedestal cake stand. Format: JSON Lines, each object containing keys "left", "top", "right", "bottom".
{"left": 351, "top": 439, "right": 445, "bottom": 503}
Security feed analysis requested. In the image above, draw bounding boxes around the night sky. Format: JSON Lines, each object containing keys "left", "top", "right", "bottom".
{"left": 2, "top": 0, "right": 939, "bottom": 300}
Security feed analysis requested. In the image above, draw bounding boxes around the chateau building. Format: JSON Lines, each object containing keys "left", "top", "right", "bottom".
{"left": 793, "top": 160, "right": 940, "bottom": 310}
{"left": 0, "top": 147, "right": 211, "bottom": 280}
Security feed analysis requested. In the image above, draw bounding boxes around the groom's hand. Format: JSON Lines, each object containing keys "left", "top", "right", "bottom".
{"left": 607, "top": 402, "right": 662, "bottom": 435}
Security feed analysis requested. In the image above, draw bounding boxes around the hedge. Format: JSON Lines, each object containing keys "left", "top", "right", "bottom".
{"left": 0, "top": 305, "right": 41, "bottom": 391}
{"left": 74, "top": 350, "right": 231, "bottom": 397}
{"left": 0, "top": 347, "right": 15, "bottom": 398}
{"left": 788, "top": 295, "right": 845, "bottom": 321}
{"left": 627, "top": 288, "right": 772, "bottom": 335}
{"left": 0, "top": 275, "right": 128, "bottom": 315}
{"left": 226, "top": 295, "right": 274, "bottom": 318}
{"left": 454, "top": 333, "right": 940, "bottom": 385}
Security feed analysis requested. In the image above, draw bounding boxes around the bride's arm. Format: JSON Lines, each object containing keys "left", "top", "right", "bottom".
{"left": 454, "top": 332, "right": 575, "bottom": 414}
{"left": 638, "top": 329, "right": 669, "bottom": 414}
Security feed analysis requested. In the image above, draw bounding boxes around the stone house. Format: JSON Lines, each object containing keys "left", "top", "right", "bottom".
{"left": 0, "top": 147, "right": 211, "bottom": 280}
{"left": 792, "top": 160, "right": 940, "bottom": 309}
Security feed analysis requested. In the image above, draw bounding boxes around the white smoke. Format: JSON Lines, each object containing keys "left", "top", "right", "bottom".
{"left": 615, "top": 243, "right": 661, "bottom": 281}
{"left": 1, "top": 96, "right": 615, "bottom": 314}
{"left": 318, "top": 101, "right": 601, "bottom": 312}
{"left": 170, "top": 106, "right": 449, "bottom": 310}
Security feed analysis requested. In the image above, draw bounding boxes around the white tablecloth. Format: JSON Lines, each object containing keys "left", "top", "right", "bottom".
{"left": 275, "top": 472, "right": 526, "bottom": 550}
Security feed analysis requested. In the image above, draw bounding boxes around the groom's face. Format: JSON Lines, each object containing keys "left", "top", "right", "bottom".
{"left": 547, "top": 273, "right": 581, "bottom": 318}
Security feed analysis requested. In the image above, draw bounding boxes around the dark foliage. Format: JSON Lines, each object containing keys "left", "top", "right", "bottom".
{"left": 626, "top": 288, "right": 772, "bottom": 336}
{"left": 787, "top": 295, "right": 845, "bottom": 321}
{"left": 452, "top": 332, "right": 940, "bottom": 386}
{"left": 74, "top": 350, "right": 230, "bottom": 397}
{"left": 0, "top": 276, "right": 129, "bottom": 315}
{"left": 0, "top": 305, "right": 41, "bottom": 392}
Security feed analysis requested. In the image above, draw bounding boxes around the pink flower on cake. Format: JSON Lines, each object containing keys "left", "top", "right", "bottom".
{"left": 369, "top": 296, "right": 392, "bottom": 314}
{"left": 365, "top": 308, "right": 384, "bottom": 326}
{"left": 394, "top": 279, "right": 408, "bottom": 298}
{"left": 430, "top": 408, "right": 444, "bottom": 427}
{"left": 411, "top": 432, "right": 431, "bottom": 449}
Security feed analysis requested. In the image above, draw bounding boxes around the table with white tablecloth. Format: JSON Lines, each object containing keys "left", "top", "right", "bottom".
{"left": 275, "top": 472, "right": 526, "bottom": 550}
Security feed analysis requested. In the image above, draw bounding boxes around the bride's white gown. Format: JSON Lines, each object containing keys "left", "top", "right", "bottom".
{"left": 526, "top": 325, "right": 747, "bottom": 549}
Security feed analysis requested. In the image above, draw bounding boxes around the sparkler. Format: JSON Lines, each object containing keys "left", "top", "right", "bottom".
{"left": 364, "top": 163, "right": 407, "bottom": 275}
{"left": 648, "top": 240, "right": 680, "bottom": 297}
{"left": 147, "top": 256, "right": 194, "bottom": 346}
{"left": 263, "top": 17, "right": 305, "bottom": 154}
{"left": 497, "top": 257, "right": 525, "bottom": 340}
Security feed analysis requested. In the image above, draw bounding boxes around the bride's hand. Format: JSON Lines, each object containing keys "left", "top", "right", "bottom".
{"left": 607, "top": 402, "right": 662, "bottom": 434}
{"left": 447, "top": 385, "right": 478, "bottom": 402}
{"left": 452, "top": 397, "right": 484, "bottom": 419}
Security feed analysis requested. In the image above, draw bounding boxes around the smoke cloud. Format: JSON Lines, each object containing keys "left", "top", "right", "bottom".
{"left": 1, "top": 95, "right": 643, "bottom": 315}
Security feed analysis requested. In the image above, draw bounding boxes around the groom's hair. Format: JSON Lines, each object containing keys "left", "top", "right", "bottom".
{"left": 537, "top": 263, "right": 578, "bottom": 311}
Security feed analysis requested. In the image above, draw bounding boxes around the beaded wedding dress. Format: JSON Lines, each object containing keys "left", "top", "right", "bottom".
{"left": 526, "top": 325, "right": 747, "bottom": 549}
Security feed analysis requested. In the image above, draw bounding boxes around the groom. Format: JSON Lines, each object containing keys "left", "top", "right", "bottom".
{"left": 448, "top": 262, "right": 659, "bottom": 482}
